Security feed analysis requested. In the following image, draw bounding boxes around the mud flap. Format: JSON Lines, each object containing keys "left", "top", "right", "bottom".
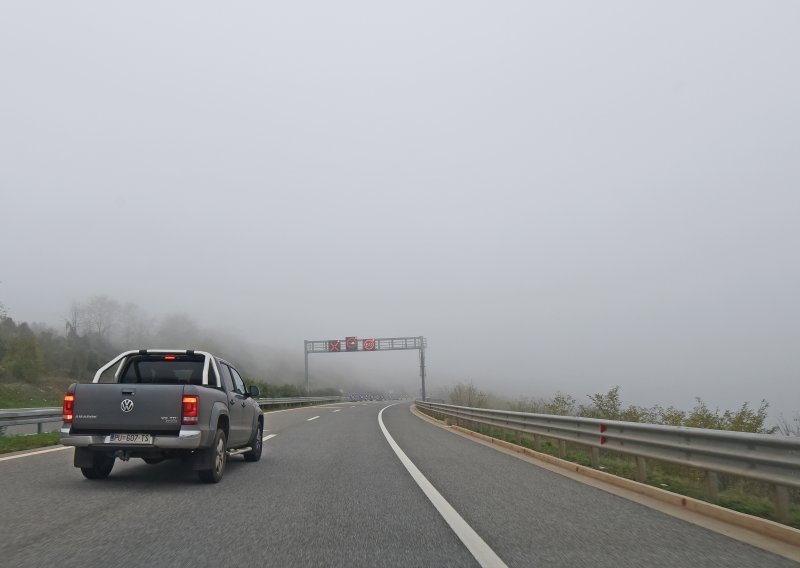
{"left": 190, "top": 447, "right": 213, "bottom": 471}
{"left": 74, "top": 447, "right": 97, "bottom": 468}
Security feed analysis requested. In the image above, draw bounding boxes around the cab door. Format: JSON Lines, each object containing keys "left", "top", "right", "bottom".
{"left": 228, "top": 365, "right": 257, "bottom": 444}
{"left": 219, "top": 363, "right": 248, "bottom": 446}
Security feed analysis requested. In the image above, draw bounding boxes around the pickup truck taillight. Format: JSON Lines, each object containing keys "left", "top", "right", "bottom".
{"left": 63, "top": 393, "right": 75, "bottom": 423}
{"left": 182, "top": 395, "right": 199, "bottom": 425}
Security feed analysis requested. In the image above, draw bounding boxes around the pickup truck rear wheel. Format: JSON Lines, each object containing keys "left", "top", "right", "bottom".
{"left": 81, "top": 453, "right": 115, "bottom": 480}
{"left": 244, "top": 423, "right": 263, "bottom": 462}
{"left": 198, "top": 429, "right": 227, "bottom": 483}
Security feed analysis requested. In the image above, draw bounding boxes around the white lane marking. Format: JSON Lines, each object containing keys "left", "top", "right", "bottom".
{"left": 0, "top": 446, "right": 71, "bottom": 462}
{"left": 378, "top": 405, "right": 508, "bottom": 568}
{"left": 350, "top": 405, "right": 356, "bottom": 408}
{"left": 333, "top": 409, "right": 341, "bottom": 413}
{"left": 307, "top": 416, "right": 320, "bottom": 422}
{"left": 265, "top": 403, "right": 341, "bottom": 414}
{"left": 262, "top": 434, "right": 277, "bottom": 442}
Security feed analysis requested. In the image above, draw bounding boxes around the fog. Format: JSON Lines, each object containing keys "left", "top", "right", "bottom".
{"left": 1, "top": 2, "right": 798, "bottom": 419}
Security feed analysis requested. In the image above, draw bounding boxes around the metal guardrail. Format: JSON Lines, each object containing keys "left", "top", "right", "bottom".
{"left": 0, "top": 408, "right": 63, "bottom": 433}
{"left": 416, "top": 400, "right": 800, "bottom": 523}
{"left": 256, "top": 396, "right": 344, "bottom": 407}
{"left": 0, "top": 397, "right": 346, "bottom": 432}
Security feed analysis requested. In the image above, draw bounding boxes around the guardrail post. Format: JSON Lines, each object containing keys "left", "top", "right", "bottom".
{"left": 37, "top": 422, "right": 44, "bottom": 434}
{"left": 636, "top": 456, "right": 647, "bottom": 483}
{"left": 705, "top": 471, "right": 720, "bottom": 501}
{"left": 558, "top": 440, "right": 567, "bottom": 459}
{"left": 590, "top": 447, "right": 600, "bottom": 469}
{"left": 533, "top": 434, "right": 541, "bottom": 451}
{"left": 774, "top": 485, "right": 790, "bottom": 524}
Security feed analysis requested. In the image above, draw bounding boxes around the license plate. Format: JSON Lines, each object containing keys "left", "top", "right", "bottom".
{"left": 105, "top": 433, "right": 153, "bottom": 444}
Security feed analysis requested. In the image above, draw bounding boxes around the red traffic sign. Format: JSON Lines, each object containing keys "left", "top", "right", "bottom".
{"left": 346, "top": 337, "right": 358, "bottom": 351}
{"left": 328, "top": 340, "right": 341, "bottom": 352}
{"left": 363, "top": 338, "right": 376, "bottom": 351}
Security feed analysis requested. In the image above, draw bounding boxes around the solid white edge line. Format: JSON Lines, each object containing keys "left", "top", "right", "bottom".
{"left": 378, "top": 405, "right": 508, "bottom": 568}
{"left": 262, "top": 434, "right": 277, "bottom": 442}
{"left": 307, "top": 416, "right": 320, "bottom": 421}
{"left": 0, "top": 446, "right": 71, "bottom": 462}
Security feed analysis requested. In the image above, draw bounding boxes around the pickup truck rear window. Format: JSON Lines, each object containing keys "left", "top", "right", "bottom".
{"left": 121, "top": 359, "right": 207, "bottom": 385}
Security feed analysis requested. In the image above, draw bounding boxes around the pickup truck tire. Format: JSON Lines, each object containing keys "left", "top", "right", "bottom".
{"left": 198, "top": 428, "right": 227, "bottom": 483}
{"left": 81, "top": 453, "right": 115, "bottom": 480}
{"left": 244, "top": 423, "right": 263, "bottom": 462}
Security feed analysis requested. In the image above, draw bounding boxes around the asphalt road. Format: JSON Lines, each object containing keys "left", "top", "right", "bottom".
{"left": 0, "top": 402, "right": 796, "bottom": 567}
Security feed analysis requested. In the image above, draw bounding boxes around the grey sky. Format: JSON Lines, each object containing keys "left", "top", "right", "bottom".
{"left": 1, "top": 2, "right": 798, "bottom": 418}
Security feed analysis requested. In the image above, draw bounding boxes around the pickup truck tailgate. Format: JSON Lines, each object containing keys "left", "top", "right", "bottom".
{"left": 72, "top": 384, "right": 185, "bottom": 433}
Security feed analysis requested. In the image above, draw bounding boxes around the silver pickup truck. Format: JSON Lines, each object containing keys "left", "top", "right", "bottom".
{"left": 60, "top": 349, "right": 264, "bottom": 483}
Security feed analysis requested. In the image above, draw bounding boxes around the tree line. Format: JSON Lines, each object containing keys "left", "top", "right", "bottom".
{"left": 449, "top": 382, "right": 799, "bottom": 435}
{"left": 0, "top": 295, "right": 304, "bottom": 388}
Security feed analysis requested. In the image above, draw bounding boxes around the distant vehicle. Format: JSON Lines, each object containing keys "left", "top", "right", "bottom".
{"left": 60, "top": 349, "right": 263, "bottom": 483}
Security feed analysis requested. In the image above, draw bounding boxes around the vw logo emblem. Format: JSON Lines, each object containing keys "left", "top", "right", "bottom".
{"left": 121, "top": 399, "right": 134, "bottom": 413}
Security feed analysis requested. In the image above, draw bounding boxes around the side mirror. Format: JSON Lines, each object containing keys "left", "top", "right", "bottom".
{"left": 248, "top": 385, "right": 260, "bottom": 399}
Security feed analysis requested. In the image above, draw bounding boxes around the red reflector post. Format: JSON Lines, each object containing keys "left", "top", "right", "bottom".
{"left": 63, "top": 393, "right": 75, "bottom": 423}
{"left": 182, "top": 395, "right": 199, "bottom": 425}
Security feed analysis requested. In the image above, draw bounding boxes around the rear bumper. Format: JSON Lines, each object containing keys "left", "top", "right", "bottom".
{"left": 60, "top": 428, "right": 203, "bottom": 450}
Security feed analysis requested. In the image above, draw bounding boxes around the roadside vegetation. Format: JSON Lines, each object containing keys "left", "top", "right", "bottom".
{"left": 0, "top": 294, "right": 339, "bottom": 410}
{"left": 448, "top": 382, "right": 798, "bottom": 435}
{"left": 0, "top": 294, "right": 311, "bottom": 388}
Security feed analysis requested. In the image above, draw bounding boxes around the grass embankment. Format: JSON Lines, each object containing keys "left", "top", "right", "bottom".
{"left": 0, "top": 432, "right": 61, "bottom": 454}
{"left": 0, "top": 379, "right": 73, "bottom": 408}
{"left": 426, "top": 412, "right": 800, "bottom": 529}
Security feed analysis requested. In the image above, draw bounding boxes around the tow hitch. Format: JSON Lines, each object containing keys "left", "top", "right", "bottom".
{"left": 114, "top": 450, "right": 132, "bottom": 461}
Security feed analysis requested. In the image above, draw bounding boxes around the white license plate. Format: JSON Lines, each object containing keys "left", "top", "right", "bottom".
{"left": 105, "top": 433, "right": 153, "bottom": 444}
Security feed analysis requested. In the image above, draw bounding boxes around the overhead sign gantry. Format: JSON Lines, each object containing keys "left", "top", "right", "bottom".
{"left": 304, "top": 336, "right": 428, "bottom": 400}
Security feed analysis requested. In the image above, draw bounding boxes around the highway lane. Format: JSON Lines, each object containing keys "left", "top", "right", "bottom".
{"left": 382, "top": 404, "right": 798, "bottom": 567}
{"left": 0, "top": 402, "right": 476, "bottom": 568}
{"left": 0, "top": 401, "right": 796, "bottom": 567}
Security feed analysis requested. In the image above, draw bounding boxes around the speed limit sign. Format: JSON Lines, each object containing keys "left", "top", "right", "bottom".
{"left": 363, "top": 338, "right": 376, "bottom": 351}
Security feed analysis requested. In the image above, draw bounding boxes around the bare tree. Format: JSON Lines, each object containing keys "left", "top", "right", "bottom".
{"left": 116, "top": 302, "right": 154, "bottom": 346}
{"left": 64, "top": 301, "right": 85, "bottom": 335}
{"left": 776, "top": 413, "right": 800, "bottom": 437}
{"left": 83, "top": 295, "right": 121, "bottom": 340}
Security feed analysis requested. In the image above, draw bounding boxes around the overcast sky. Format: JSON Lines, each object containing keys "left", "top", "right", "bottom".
{"left": 1, "top": 2, "right": 798, "bottom": 418}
